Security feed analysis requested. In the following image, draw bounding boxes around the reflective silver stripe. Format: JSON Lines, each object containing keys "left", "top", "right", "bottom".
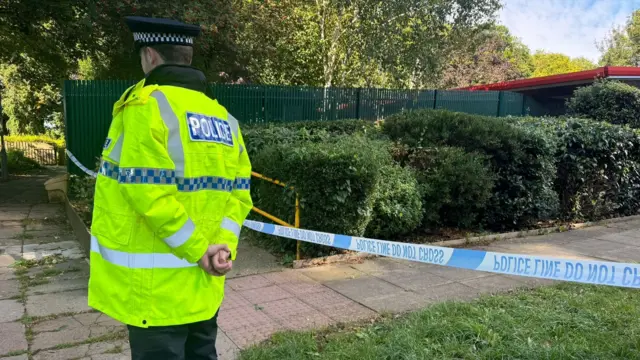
{"left": 91, "top": 236, "right": 196, "bottom": 269}
{"left": 109, "top": 134, "right": 124, "bottom": 163}
{"left": 221, "top": 217, "right": 241, "bottom": 239}
{"left": 164, "top": 218, "right": 195, "bottom": 248}
{"left": 151, "top": 91, "right": 186, "bottom": 177}
{"left": 227, "top": 113, "right": 239, "bottom": 141}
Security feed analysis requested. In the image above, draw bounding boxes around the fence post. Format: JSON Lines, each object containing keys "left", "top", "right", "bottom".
{"left": 496, "top": 91, "right": 504, "bottom": 117}
{"left": 432, "top": 90, "right": 438, "bottom": 109}
{"left": 355, "top": 88, "right": 361, "bottom": 120}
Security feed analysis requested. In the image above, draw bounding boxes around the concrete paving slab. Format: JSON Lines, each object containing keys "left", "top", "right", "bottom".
{"left": 21, "top": 241, "right": 85, "bottom": 261}
{"left": 0, "top": 226, "right": 23, "bottom": 240}
{"left": 227, "top": 274, "right": 275, "bottom": 292}
{"left": 28, "top": 277, "right": 88, "bottom": 295}
{"left": 375, "top": 270, "right": 452, "bottom": 293}
{"left": 360, "top": 292, "right": 434, "bottom": 314}
{"left": 0, "top": 279, "right": 20, "bottom": 300}
{"left": 228, "top": 241, "right": 283, "bottom": 279}
{"left": 461, "top": 275, "right": 526, "bottom": 294}
{"left": 323, "top": 275, "right": 405, "bottom": 304}
{"left": 31, "top": 313, "right": 124, "bottom": 351}
{"left": 0, "top": 267, "right": 16, "bottom": 281}
{"left": 422, "top": 282, "right": 481, "bottom": 302}
{"left": 0, "top": 254, "right": 16, "bottom": 268}
{"left": 2, "top": 354, "right": 28, "bottom": 360}
{"left": 299, "top": 264, "right": 367, "bottom": 282}
{"left": 0, "top": 299, "right": 24, "bottom": 323}
{"left": 27, "top": 289, "right": 91, "bottom": 317}
{"left": 217, "top": 331, "right": 240, "bottom": 360}
{"left": 0, "top": 322, "right": 27, "bottom": 356}
{"left": 0, "top": 210, "right": 29, "bottom": 222}
{"left": 596, "top": 232, "right": 640, "bottom": 246}
{"left": 239, "top": 285, "right": 293, "bottom": 304}
{"left": 422, "top": 265, "right": 492, "bottom": 282}
{"left": 33, "top": 339, "right": 129, "bottom": 360}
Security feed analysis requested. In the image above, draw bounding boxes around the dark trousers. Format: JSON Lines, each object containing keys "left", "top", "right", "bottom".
{"left": 128, "top": 313, "right": 219, "bottom": 360}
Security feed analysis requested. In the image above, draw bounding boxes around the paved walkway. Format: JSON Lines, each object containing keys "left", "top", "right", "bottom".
{"left": 1, "top": 172, "right": 640, "bottom": 359}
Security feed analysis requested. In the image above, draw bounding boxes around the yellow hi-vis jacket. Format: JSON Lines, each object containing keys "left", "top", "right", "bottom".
{"left": 88, "top": 77, "right": 253, "bottom": 327}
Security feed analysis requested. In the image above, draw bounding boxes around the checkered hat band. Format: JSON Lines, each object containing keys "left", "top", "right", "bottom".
{"left": 133, "top": 32, "right": 194, "bottom": 45}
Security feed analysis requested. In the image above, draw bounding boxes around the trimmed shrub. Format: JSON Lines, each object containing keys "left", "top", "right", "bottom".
{"left": 408, "top": 147, "right": 495, "bottom": 229}
{"left": 3, "top": 150, "right": 42, "bottom": 172}
{"left": 519, "top": 117, "right": 640, "bottom": 221}
{"left": 5, "top": 135, "right": 65, "bottom": 147}
{"left": 383, "top": 109, "right": 558, "bottom": 229}
{"left": 251, "top": 135, "right": 393, "bottom": 255}
{"left": 567, "top": 79, "right": 640, "bottom": 127}
{"left": 242, "top": 120, "right": 381, "bottom": 158}
{"left": 365, "top": 164, "right": 423, "bottom": 239}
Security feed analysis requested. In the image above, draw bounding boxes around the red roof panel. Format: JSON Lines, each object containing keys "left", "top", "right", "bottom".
{"left": 457, "top": 66, "right": 640, "bottom": 91}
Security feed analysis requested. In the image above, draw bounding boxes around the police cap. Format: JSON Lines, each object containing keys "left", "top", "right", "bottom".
{"left": 125, "top": 16, "right": 200, "bottom": 48}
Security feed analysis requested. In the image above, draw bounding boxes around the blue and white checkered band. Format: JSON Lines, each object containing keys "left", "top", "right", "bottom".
{"left": 133, "top": 32, "right": 194, "bottom": 45}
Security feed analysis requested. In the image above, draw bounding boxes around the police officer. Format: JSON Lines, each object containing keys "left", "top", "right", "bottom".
{"left": 88, "top": 16, "right": 253, "bottom": 360}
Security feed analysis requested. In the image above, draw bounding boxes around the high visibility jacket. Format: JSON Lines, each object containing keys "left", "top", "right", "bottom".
{"left": 88, "top": 67, "right": 253, "bottom": 327}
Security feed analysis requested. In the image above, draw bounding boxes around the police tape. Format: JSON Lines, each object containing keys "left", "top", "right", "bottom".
{"left": 65, "top": 150, "right": 640, "bottom": 289}
{"left": 65, "top": 149, "right": 97, "bottom": 178}
{"left": 244, "top": 220, "right": 640, "bottom": 289}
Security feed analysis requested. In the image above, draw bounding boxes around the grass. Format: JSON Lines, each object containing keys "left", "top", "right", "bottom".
{"left": 239, "top": 283, "right": 640, "bottom": 360}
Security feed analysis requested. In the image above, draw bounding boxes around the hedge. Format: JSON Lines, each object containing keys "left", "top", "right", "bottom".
{"left": 242, "top": 119, "right": 381, "bottom": 158}
{"left": 519, "top": 117, "right": 640, "bottom": 221}
{"left": 5, "top": 135, "right": 65, "bottom": 147}
{"left": 365, "top": 164, "right": 423, "bottom": 239}
{"left": 250, "top": 135, "right": 395, "bottom": 255}
{"left": 567, "top": 79, "right": 640, "bottom": 128}
{"left": 407, "top": 146, "right": 495, "bottom": 229}
{"left": 383, "top": 109, "right": 558, "bottom": 230}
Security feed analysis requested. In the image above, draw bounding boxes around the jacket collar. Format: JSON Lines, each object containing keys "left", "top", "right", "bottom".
{"left": 144, "top": 64, "right": 209, "bottom": 93}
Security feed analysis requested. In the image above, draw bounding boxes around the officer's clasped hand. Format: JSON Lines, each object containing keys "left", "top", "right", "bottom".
{"left": 198, "top": 244, "right": 231, "bottom": 276}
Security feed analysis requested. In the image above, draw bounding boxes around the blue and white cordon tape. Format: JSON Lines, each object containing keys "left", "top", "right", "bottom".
{"left": 67, "top": 151, "right": 640, "bottom": 289}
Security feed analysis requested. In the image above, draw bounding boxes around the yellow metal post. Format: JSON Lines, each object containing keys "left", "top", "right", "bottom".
{"left": 295, "top": 195, "right": 301, "bottom": 261}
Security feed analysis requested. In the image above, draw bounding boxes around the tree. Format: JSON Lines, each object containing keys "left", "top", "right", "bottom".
{"left": 438, "top": 25, "right": 532, "bottom": 88}
{"left": 531, "top": 51, "right": 596, "bottom": 77}
{"left": 237, "top": 0, "right": 502, "bottom": 88}
{"left": 0, "top": 0, "right": 94, "bottom": 135}
{"left": 598, "top": 10, "right": 640, "bottom": 66}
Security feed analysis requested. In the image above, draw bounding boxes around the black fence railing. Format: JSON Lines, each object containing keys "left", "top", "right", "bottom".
{"left": 3, "top": 142, "right": 64, "bottom": 166}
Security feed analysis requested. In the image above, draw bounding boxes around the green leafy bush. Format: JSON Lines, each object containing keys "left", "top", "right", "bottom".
{"left": 519, "top": 117, "right": 640, "bottom": 220}
{"left": 251, "top": 135, "right": 392, "bottom": 256}
{"left": 3, "top": 150, "right": 42, "bottom": 172}
{"left": 365, "top": 164, "right": 423, "bottom": 239}
{"left": 383, "top": 109, "right": 558, "bottom": 229}
{"left": 567, "top": 79, "right": 640, "bottom": 127}
{"left": 408, "top": 147, "right": 494, "bottom": 229}
{"left": 242, "top": 120, "right": 381, "bottom": 159}
{"left": 5, "top": 135, "right": 65, "bottom": 147}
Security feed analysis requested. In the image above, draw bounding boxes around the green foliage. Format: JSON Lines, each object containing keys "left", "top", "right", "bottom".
{"left": 567, "top": 79, "right": 640, "bottom": 127}
{"left": 598, "top": 10, "right": 640, "bottom": 66}
{"left": 383, "top": 109, "right": 558, "bottom": 229}
{"left": 531, "top": 51, "right": 596, "bottom": 77}
{"left": 251, "top": 135, "right": 392, "bottom": 256}
{"left": 406, "top": 147, "right": 494, "bottom": 229}
{"left": 365, "top": 164, "right": 423, "bottom": 239}
{"left": 239, "top": 284, "right": 640, "bottom": 360}
{"left": 5, "top": 135, "right": 65, "bottom": 147}
{"left": 243, "top": 120, "right": 380, "bottom": 159}
{"left": 3, "top": 150, "right": 41, "bottom": 172}
{"left": 519, "top": 117, "right": 640, "bottom": 221}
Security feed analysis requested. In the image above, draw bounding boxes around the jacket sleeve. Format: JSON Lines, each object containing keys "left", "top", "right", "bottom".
{"left": 216, "top": 115, "right": 253, "bottom": 260}
{"left": 117, "top": 97, "right": 208, "bottom": 264}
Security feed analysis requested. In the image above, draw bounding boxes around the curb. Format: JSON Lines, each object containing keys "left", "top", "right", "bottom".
{"left": 64, "top": 197, "right": 91, "bottom": 259}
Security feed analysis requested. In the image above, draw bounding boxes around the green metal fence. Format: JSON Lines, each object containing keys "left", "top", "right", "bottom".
{"left": 63, "top": 81, "right": 530, "bottom": 175}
